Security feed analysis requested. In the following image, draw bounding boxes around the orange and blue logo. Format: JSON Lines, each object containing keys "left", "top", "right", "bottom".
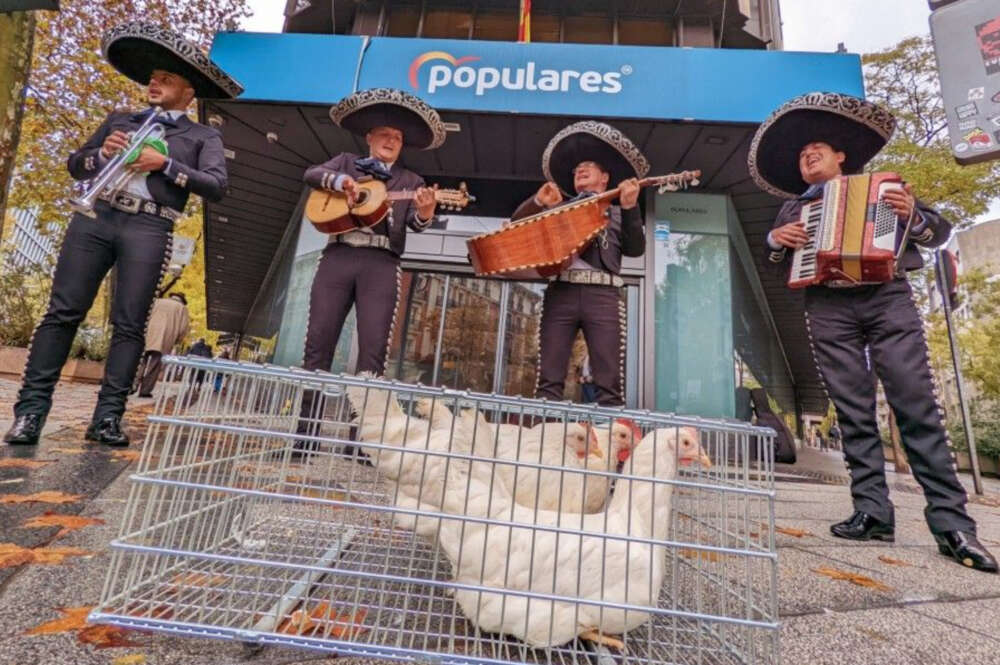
{"left": 409, "top": 51, "right": 481, "bottom": 90}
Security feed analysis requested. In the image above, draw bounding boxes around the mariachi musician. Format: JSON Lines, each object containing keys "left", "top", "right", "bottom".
{"left": 3, "top": 22, "right": 241, "bottom": 448}
{"left": 750, "top": 91, "right": 996, "bottom": 573}
{"left": 295, "top": 89, "right": 445, "bottom": 452}
{"left": 511, "top": 121, "right": 646, "bottom": 406}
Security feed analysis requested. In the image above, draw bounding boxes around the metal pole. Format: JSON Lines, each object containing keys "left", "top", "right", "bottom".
{"left": 492, "top": 281, "right": 511, "bottom": 394}
{"left": 431, "top": 275, "right": 451, "bottom": 385}
{"left": 936, "top": 248, "right": 983, "bottom": 495}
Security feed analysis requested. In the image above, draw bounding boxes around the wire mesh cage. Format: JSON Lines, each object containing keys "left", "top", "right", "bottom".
{"left": 92, "top": 357, "right": 779, "bottom": 665}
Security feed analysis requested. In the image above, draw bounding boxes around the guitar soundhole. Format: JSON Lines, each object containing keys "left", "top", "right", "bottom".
{"left": 355, "top": 190, "right": 370, "bottom": 206}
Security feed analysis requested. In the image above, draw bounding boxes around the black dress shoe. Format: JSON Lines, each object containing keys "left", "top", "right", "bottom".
{"left": 830, "top": 511, "right": 895, "bottom": 542}
{"left": 935, "top": 531, "right": 999, "bottom": 573}
{"left": 85, "top": 417, "right": 130, "bottom": 447}
{"left": 3, "top": 414, "right": 43, "bottom": 446}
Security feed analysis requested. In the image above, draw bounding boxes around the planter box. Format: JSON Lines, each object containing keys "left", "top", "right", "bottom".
{"left": 0, "top": 345, "right": 104, "bottom": 384}
{"left": 953, "top": 450, "right": 1000, "bottom": 477}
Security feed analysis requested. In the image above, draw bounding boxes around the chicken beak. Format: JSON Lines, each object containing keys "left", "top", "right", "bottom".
{"left": 698, "top": 452, "right": 713, "bottom": 469}
{"left": 590, "top": 443, "right": 604, "bottom": 460}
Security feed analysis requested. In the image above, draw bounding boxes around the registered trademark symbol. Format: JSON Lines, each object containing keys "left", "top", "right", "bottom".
{"left": 620, "top": 65, "right": 633, "bottom": 75}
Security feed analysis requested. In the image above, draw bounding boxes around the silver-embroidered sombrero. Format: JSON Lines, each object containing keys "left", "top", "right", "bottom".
{"left": 542, "top": 121, "right": 649, "bottom": 195}
{"left": 748, "top": 92, "right": 896, "bottom": 199}
{"left": 102, "top": 21, "right": 244, "bottom": 100}
{"left": 330, "top": 88, "right": 446, "bottom": 150}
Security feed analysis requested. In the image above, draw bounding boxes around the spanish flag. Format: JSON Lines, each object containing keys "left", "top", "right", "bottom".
{"left": 517, "top": 0, "right": 531, "bottom": 42}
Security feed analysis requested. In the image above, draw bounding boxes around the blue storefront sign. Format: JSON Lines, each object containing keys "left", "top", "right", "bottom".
{"left": 210, "top": 32, "right": 865, "bottom": 123}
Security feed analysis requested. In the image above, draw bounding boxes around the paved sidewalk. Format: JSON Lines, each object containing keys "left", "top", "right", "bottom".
{"left": 1, "top": 377, "right": 999, "bottom": 665}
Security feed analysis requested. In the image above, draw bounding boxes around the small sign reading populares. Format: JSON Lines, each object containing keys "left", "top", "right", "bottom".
{"left": 931, "top": 0, "right": 1000, "bottom": 165}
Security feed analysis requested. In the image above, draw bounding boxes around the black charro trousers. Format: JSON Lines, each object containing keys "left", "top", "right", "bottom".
{"left": 536, "top": 282, "right": 625, "bottom": 406}
{"left": 14, "top": 203, "right": 171, "bottom": 423}
{"left": 298, "top": 244, "right": 401, "bottom": 434}
{"left": 804, "top": 278, "right": 974, "bottom": 534}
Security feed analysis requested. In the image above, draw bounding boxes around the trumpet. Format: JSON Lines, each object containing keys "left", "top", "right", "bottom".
{"left": 70, "top": 106, "right": 168, "bottom": 217}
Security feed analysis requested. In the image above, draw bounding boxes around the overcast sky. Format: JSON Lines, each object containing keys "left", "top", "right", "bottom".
{"left": 240, "top": 0, "right": 997, "bottom": 221}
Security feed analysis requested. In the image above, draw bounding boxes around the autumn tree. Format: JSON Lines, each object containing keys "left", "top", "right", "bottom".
{"left": 0, "top": 10, "right": 36, "bottom": 236}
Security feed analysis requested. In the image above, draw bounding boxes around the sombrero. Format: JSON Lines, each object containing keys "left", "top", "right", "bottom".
{"left": 748, "top": 92, "right": 896, "bottom": 199}
{"left": 102, "top": 21, "right": 244, "bottom": 100}
{"left": 542, "top": 121, "right": 649, "bottom": 195}
{"left": 330, "top": 88, "right": 446, "bottom": 150}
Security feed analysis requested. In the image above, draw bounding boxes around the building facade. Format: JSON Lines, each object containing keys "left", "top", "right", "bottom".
{"left": 200, "top": 0, "right": 864, "bottom": 423}
{"left": 2, "top": 207, "right": 57, "bottom": 272}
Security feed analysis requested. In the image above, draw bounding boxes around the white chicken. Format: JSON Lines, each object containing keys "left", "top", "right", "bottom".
{"left": 434, "top": 425, "right": 709, "bottom": 650}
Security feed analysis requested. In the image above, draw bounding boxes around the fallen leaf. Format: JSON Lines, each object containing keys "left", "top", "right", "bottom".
{"left": 50, "top": 447, "right": 89, "bottom": 454}
{"left": 112, "top": 655, "right": 147, "bottom": 665}
{"left": 775, "top": 526, "right": 813, "bottom": 538}
{"left": 25, "top": 606, "right": 93, "bottom": 635}
{"left": 0, "top": 543, "right": 93, "bottom": 567}
{"left": 78, "top": 623, "right": 144, "bottom": 648}
{"left": 812, "top": 566, "right": 893, "bottom": 592}
{"left": 0, "top": 491, "right": 83, "bottom": 505}
{"left": 677, "top": 548, "right": 722, "bottom": 563}
{"left": 328, "top": 608, "right": 369, "bottom": 639}
{"left": 278, "top": 601, "right": 331, "bottom": 635}
{"left": 877, "top": 555, "right": 914, "bottom": 567}
{"left": 300, "top": 488, "right": 349, "bottom": 502}
{"left": 0, "top": 458, "right": 55, "bottom": 469}
{"left": 22, "top": 512, "right": 105, "bottom": 537}
{"left": 111, "top": 450, "right": 141, "bottom": 463}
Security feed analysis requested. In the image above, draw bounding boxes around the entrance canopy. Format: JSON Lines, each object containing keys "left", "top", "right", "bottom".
{"left": 202, "top": 32, "right": 864, "bottom": 413}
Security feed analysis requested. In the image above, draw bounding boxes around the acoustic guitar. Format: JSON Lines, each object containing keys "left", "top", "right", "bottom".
{"left": 466, "top": 171, "right": 700, "bottom": 280}
{"left": 305, "top": 179, "right": 474, "bottom": 235}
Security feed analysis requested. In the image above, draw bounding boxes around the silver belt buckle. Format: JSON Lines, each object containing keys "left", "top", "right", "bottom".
{"left": 114, "top": 193, "right": 141, "bottom": 214}
{"left": 141, "top": 201, "right": 158, "bottom": 216}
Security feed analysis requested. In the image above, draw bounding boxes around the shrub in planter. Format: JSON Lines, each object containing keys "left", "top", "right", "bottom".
{"left": 0, "top": 260, "right": 51, "bottom": 348}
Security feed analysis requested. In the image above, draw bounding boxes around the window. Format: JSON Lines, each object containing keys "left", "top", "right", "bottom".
{"left": 386, "top": 6, "right": 420, "bottom": 36}
{"left": 618, "top": 17, "right": 673, "bottom": 46}
{"left": 563, "top": 13, "right": 613, "bottom": 44}
{"left": 473, "top": 10, "right": 518, "bottom": 42}
{"left": 530, "top": 12, "right": 562, "bottom": 42}
{"left": 422, "top": 9, "right": 473, "bottom": 39}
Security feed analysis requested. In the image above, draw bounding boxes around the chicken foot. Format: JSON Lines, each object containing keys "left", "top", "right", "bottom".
{"left": 579, "top": 629, "right": 626, "bottom": 652}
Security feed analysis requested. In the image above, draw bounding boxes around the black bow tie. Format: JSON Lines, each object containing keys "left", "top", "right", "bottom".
{"left": 354, "top": 157, "right": 392, "bottom": 181}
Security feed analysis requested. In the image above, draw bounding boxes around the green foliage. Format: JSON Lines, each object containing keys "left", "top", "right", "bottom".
{"left": 0, "top": 258, "right": 50, "bottom": 347}
{"left": 948, "top": 400, "right": 1000, "bottom": 459}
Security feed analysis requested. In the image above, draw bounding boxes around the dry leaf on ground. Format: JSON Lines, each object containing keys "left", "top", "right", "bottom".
{"left": 877, "top": 555, "right": 915, "bottom": 567}
{"left": 678, "top": 548, "right": 723, "bottom": 563}
{"left": 0, "top": 491, "right": 83, "bottom": 505}
{"left": 50, "top": 447, "right": 89, "bottom": 454}
{"left": 78, "top": 624, "right": 144, "bottom": 648}
{"left": 25, "top": 606, "right": 93, "bottom": 634}
{"left": 812, "top": 566, "right": 893, "bottom": 592}
{"left": 0, "top": 543, "right": 93, "bottom": 567}
{"left": 111, "top": 450, "right": 141, "bottom": 463}
{"left": 0, "top": 459, "right": 55, "bottom": 469}
{"left": 112, "top": 655, "right": 147, "bottom": 665}
{"left": 22, "top": 512, "right": 105, "bottom": 537}
{"left": 775, "top": 526, "right": 813, "bottom": 538}
{"left": 278, "top": 601, "right": 331, "bottom": 635}
{"left": 328, "top": 608, "right": 369, "bottom": 639}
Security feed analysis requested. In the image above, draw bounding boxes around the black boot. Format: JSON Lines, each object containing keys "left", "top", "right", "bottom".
{"left": 935, "top": 531, "right": 999, "bottom": 573}
{"left": 830, "top": 511, "right": 895, "bottom": 542}
{"left": 85, "top": 416, "right": 130, "bottom": 447}
{"left": 3, "top": 414, "right": 43, "bottom": 446}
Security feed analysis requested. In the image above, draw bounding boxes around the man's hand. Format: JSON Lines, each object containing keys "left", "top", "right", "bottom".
{"left": 771, "top": 221, "right": 810, "bottom": 249}
{"left": 100, "top": 131, "right": 130, "bottom": 159}
{"left": 127, "top": 146, "right": 168, "bottom": 173}
{"left": 339, "top": 176, "right": 358, "bottom": 204}
{"left": 415, "top": 184, "right": 437, "bottom": 220}
{"left": 618, "top": 178, "right": 640, "bottom": 210}
{"left": 884, "top": 184, "right": 916, "bottom": 221}
{"left": 535, "top": 181, "right": 563, "bottom": 207}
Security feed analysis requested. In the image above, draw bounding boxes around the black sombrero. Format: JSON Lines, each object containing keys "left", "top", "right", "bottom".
{"left": 102, "top": 21, "right": 244, "bottom": 100}
{"left": 748, "top": 92, "right": 896, "bottom": 199}
{"left": 330, "top": 88, "right": 446, "bottom": 150}
{"left": 542, "top": 121, "right": 649, "bottom": 195}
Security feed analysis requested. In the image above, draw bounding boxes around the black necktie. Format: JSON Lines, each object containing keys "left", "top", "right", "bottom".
{"left": 354, "top": 157, "right": 392, "bottom": 181}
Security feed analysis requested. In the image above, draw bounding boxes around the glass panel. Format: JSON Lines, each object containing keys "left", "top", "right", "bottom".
{"left": 531, "top": 13, "right": 562, "bottom": 42}
{"left": 499, "top": 282, "right": 544, "bottom": 397}
{"left": 473, "top": 10, "right": 518, "bottom": 42}
{"left": 618, "top": 17, "right": 673, "bottom": 46}
{"left": 653, "top": 228, "right": 735, "bottom": 418}
{"left": 563, "top": 13, "right": 613, "bottom": 44}
{"left": 422, "top": 9, "right": 473, "bottom": 39}
{"left": 386, "top": 6, "right": 420, "bottom": 37}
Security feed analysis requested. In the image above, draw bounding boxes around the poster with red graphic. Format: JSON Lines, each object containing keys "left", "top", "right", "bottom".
{"left": 976, "top": 15, "right": 1000, "bottom": 75}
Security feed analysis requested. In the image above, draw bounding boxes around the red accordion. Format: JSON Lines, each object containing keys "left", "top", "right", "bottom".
{"left": 788, "top": 172, "right": 904, "bottom": 289}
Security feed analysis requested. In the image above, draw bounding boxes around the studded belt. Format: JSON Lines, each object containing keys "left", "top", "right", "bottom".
{"left": 332, "top": 231, "right": 391, "bottom": 250}
{"left": 554, "top": 269, "right": 624, "bottom": 288}
{"left": 98, "top": 192, "right": 181, "bottom": 222}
